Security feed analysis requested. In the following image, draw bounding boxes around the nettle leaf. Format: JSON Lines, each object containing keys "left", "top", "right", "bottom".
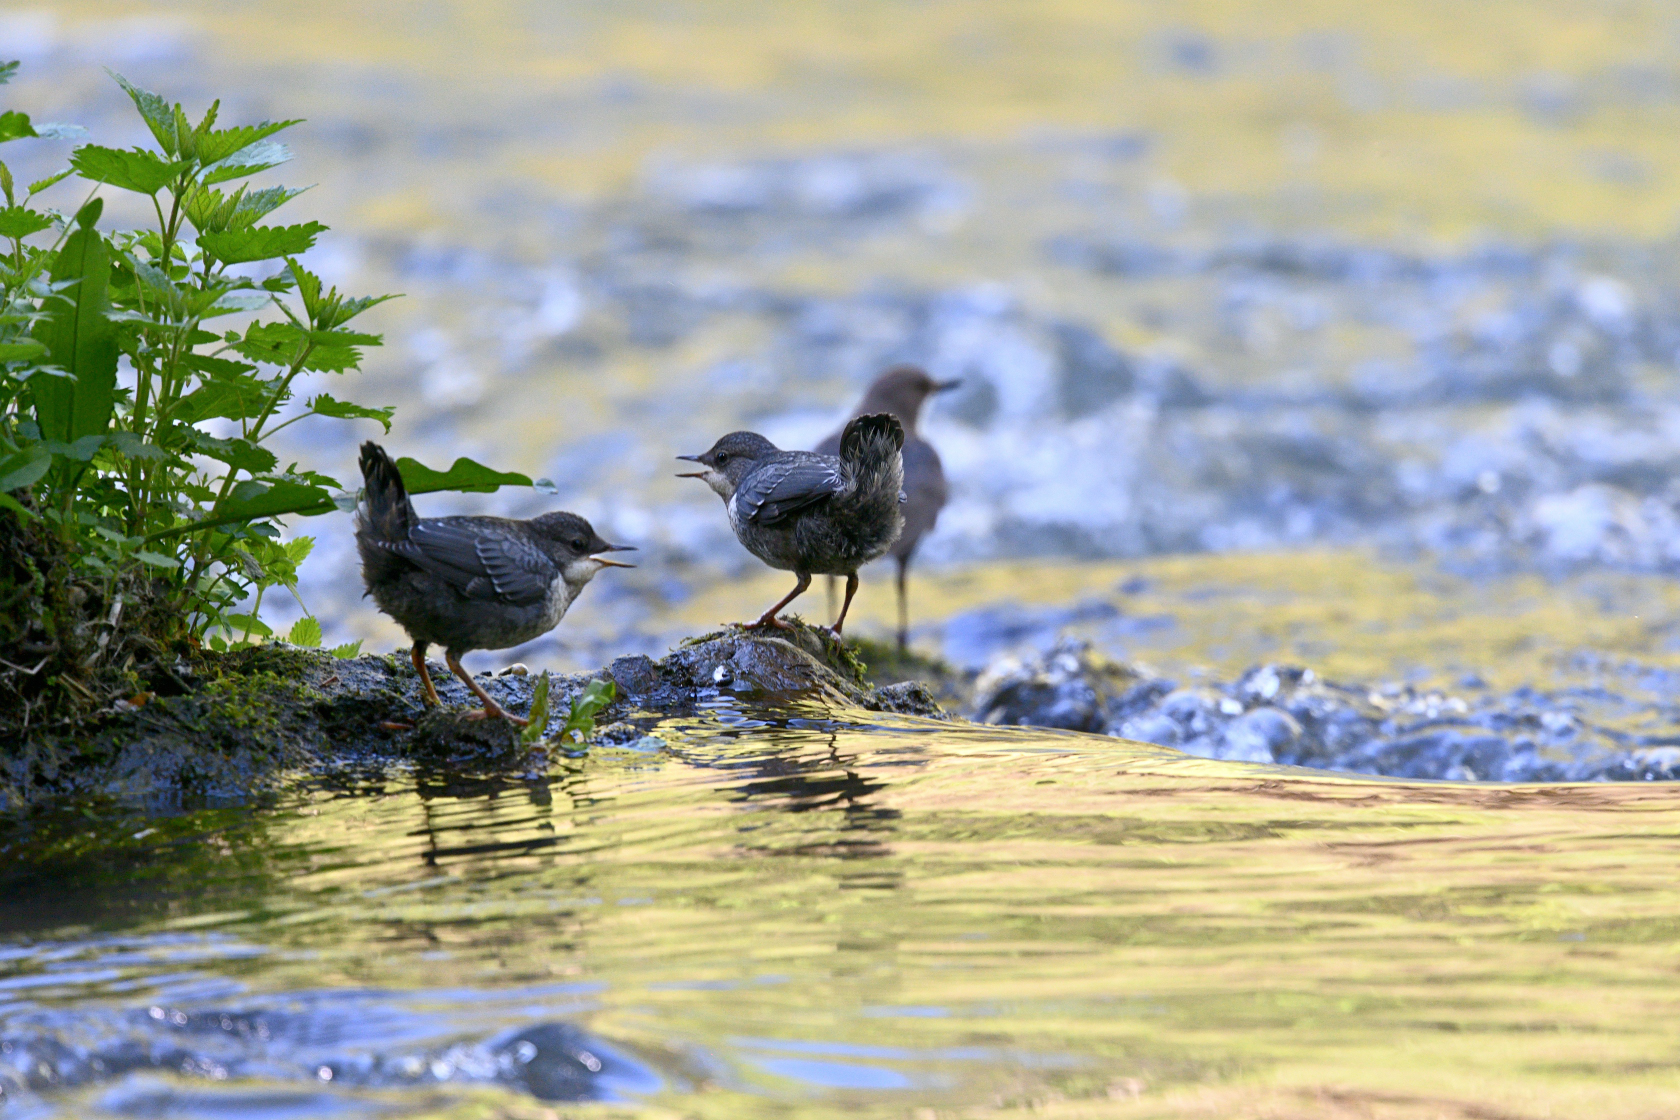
{"left": 200, "top": 138, "right": 292, "bottom": 187}
{"left": 172, "top": 378, "right": 270, "bottom": 424}
{"left": 0, "top": 62, "right": 18, "bottom": 86}
{"left": 211, "top": 478, "right": 336, "bottom": 522}
{"left": 106, "top": 429, "right": 171, "bottom": 461}
{"left": 110, "top": 72, "right": 178, "bottom": 154}
{"left": 199, "top": 222, "right": 326, "bottom": 265}
{"left": 186, "top": 430, "right": 278, "bottom": 474}
{"left": 179, "top": 352, "right": 257, "bottom": 378}
{"left": 0, "top": 111, "right": 36, "bottom": 143}
{"left": 70, "top": 145, "right": 192, "bottom": 196}
{"left": 26, "top": 168, "right": 74, "bottom": 195}
{"left": 304, "top": 393, "right": 393, "bottom": 432}
{"left": 0, "top": 206, "right": 52, "bottom": 238}
{"left": 197, "top": 120, "right": 302, "bottom": 165}
{"left": 395, "top": 456, "right": 536, "bottom": 495}
{"left": 285, "top": 616, "right": 322, "bottom": 648}
{"left": 206, "top": 289, "right": 273, "bottom": 316}
{"left": 230, "top": 320, "right": 307, "bottom": 365}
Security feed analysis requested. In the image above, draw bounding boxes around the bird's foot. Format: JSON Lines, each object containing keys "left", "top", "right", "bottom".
{"left": 461, "top": 705, "right": 530, "bottom": 728}
{"left": 740, "top": 613, "right": 795, "bottom": 632}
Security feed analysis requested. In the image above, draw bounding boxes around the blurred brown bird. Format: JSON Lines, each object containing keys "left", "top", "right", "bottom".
{"left": 815, "top": 366, "right": 959, "bottom": 651}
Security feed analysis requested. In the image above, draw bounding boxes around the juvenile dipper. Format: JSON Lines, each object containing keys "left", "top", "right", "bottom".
{"left": 815, "top": 366, "right": 959, "bottom": 651}
{"left": 355, "top": 441, "right": 633, "bottom": 725}
{"left": 678, "top": 413, "right": 905, "bottom": 637}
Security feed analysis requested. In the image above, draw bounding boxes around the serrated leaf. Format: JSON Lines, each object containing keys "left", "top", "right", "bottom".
{"left": 172, "top": 378, "right": 270, "bottom": 424}
{"left": 521, "top": 671, "right": 552, "bottom": 746}
{"left": 151, "top": 478, "right": 337, "bottom": 540}
{"left": 0, "top": 206, "right": 52, "bottom": 238}
{"left": 109, "top": 71, "right": 178, "bottom": 155}
{"left": 106, "top": 430, "right": 171, "bottom": 461}
{"left": 26, "top": 168, "right": 74, "bottom": 195}
{"left": 136, "top": 549, "right": 181, "bottom": 569}
{"left": 70, "top": 145, "right": 192, "bottom": 195}
{"left": 305, "top": 393, "right": 393, "bottom": 432}
{"left": 207, "top": 289, "right": 273, "bottom": 314}
{"left": 561, "top": 678, "right": 616, "bottom": 742}
{"left": 395, "top": 456, "right": 536, "bottom": 495}
{"left": 200, "top": 138, "right": 292, "bottom": 186}
{"left": 197, "top": 120, "right": 302, "bottom": 165}
{"left": 185, "top": 430, "right": 278, "bottom": 474}
{"left": 283, "top": 536, "right": 314, "bottom": 564}
{"left": 0, "top": 111, "right": 36, "bottom": 143}
{"left": 199, "top": 222, "right": 326, "bottom": 265}
{"left": 285, "top": 616, "right": 322, "bottom": 648}
{"left": 230, "top": 320, "right": 307, "bottom": 365}
{"left": 179, "top": 352, "right": 257, "bottom": 378}
{"left": 223, "top": 613, "right": 273, "bottom": 638}
{"left": 0, "top": 62, "right": 18, "bottom": 86}
{"left": 329, "top": 640, "right": 363, "bottom": 660}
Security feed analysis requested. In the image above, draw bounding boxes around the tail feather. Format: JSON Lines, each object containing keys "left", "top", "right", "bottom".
{"left": 357, "top": 441, "right": 416, "bottom": 543}
{"left": 839, "top": 412, "right": 905, "bottom": 465}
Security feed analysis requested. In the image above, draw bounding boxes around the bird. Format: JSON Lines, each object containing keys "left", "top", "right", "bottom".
{"left": 677, "top": 413, "right": 905, "bottom": 638}
{"left": 355, "top": 441, "right": 634, "bottom": 725}
{"left": 814, "top": 366, "right": 959, "bottom": 651}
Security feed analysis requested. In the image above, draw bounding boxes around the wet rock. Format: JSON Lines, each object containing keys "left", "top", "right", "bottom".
{"left": 968, "top": 642, "right": 1680, "bottom": 782}
{"left": 411, "top": 709, "right": 523, "bottom": 761}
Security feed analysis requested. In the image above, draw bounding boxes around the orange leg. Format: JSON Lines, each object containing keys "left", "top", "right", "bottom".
{"left": 445, "top": 650, "right": 529, "bottom": 726}
{"left": 412, "top": 642, "right": 442, "bottom": 707}
{"left": 830, "top": 572, "right": 860, "bottom": 638}
{"left": 743, "top": 572, "right": 812, "bottom": 631}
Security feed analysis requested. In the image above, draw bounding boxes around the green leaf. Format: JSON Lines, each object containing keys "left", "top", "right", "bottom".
{"left": 0, "top": 339, "right": 46, "bottom": 362}
{"left": 0, "top": 111, "right": 36, "bottom": 143}
{"left": 26, "top": 168, "right": 74, "bottom": 195}
{"left": 200, "top": 139, "right": 292, "bottom": 186}
{"left": 196, "top": 120, "right": 302, "bottom": 165}
{"left": 109, "top": 72, "right": 179, "bottom": 155}
{"left": 560, "top": 679, "right": 616, "bottom": 743}
{"left": 521, "top": 671, "right": 552, "bottom": 746}
{"left": 395, "top": 456, "right": 536, "bottom": 495}
{"left": 152, "top": 479, "right": 336, "bottom": 540}
{"left": 29, "top": 216, "right": 119, "bottom": 444}
{"left": 0, "top": 205, "right": 54, "bottom": 239}
{"left": 69, "top": 145, "right": 192, "bottom": 195}
{"left": 305, "top": 393, "right": 393, "bottom": 432}
{"left": 32, "top": 123, "right": 86, "bottom": 141}
{"left": 0, "top": 492, "right": 36, "bottom": 519}
{"left": 0, "top": 444, "right": 52, "bottom": 491}
{"left": 230, "top": 320, "right": 307, "bottom": 365}
{"left": 223, "top": 613, "right": 273, "bottom": 639}
{"left": 330, "top": 640, "right": 363, "bottom": 660}
{"left": 135, "top": 549, "right": 181, "bottom": 569}
{"left": 0, "top": 62, "right": 18, "bottom": 86}
{"left": 186, "top": 431, "right": 277, "bottom": 474}
{"left": 198, "top": 222, "right": 326, "bottom": 265}
{"left": 107, "top": 430, "right": 171, "bottom": 461}
{"left": 171, "top": 378, "right": 269, "bottom": 424}
{"left": 179, "top": 353, "right": 258, "bottom": 379}
{"left": 285, "top": 616, "right": 322, "bottom": 648}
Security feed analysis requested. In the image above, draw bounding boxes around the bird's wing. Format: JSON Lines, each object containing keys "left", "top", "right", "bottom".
{"left": 901, "top": 439, "right": 948, "bottom": 506}
{"left": 381, "top": 519, "right": 554, "bottom": 605}
{"left": 736, "top": 457, "right": 845, "bottom": 525}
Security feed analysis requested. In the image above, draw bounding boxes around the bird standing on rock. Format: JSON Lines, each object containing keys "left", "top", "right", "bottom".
{"left": 678, "top": 413, "right": 905, "bottom": 638}
{"left": 815, "top": 366, "right": 959, "bottom": 651}
{"left": 355, "top": 441, "right": 634, "bottom": 725}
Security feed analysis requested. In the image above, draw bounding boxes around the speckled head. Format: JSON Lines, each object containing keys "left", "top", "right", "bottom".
{"left": 676, "top": 431, "right": 779, "bottom": 500}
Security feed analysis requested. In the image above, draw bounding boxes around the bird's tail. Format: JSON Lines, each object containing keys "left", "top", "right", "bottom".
{"left": 839, "top": 412, "right": 905, "bottom": 497}
{"left": 357, "top": 441, "right": 417, "bottom": 543}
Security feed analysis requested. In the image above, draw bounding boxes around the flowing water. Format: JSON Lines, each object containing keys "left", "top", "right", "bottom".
{"left": 7, "top": 707, "right": 1680, "bottom": 1118}
{"left": 8, "top": 1, "right": 1680, "bottom": 1115}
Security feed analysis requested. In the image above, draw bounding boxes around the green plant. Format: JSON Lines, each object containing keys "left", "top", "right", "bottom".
{"left": 560, "top": 679, "right": 616, "bottom": 743}
{"left": 0, "top": 64, "right": 546, "bottom": 674}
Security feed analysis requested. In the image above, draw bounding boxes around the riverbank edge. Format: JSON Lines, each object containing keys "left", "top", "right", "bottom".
{"left": 0, "top": 622, "right": 949, "bottom": 815}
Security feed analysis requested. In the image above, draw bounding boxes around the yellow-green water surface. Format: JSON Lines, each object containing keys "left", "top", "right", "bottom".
{"left": 6, "top": 707, "right": 1680, "bottom": 1118}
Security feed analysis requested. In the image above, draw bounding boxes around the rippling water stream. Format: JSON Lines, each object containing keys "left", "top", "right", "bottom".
{"left": 6, "top": 706, "right": 1680, "bottom": 1117}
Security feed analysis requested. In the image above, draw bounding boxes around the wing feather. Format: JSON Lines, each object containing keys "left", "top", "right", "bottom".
{"left": 737, "top": 457, "right": 844, "bottom": 525}
{"left": 381, "top": 518, "right": 555, "bottom": 605}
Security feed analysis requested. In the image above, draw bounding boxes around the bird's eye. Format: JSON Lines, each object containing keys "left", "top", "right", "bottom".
{"left": 715, "top": 452, "right": 729, "bottom": 465}
{"left": 571, "top": 537, "right": 587, "bottom": 550}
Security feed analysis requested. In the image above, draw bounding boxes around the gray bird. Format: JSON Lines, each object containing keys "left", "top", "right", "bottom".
{"left": 815, "top": 366, "right": 959, "bottom": 651}
{"left": 678, "top": 413, "right": 905, "bottom": 637}
{"left": 355, "top": 441, "right": 634, "bottom": 725}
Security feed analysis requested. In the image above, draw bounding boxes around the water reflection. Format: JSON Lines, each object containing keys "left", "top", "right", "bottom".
{"left": 2, "top": 713, "right": 1679, "bottom": 1115}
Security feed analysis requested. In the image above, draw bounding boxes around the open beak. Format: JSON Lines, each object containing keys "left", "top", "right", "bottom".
{"left": 933, "top": 378, "right": 963, "bottom": 392}
{"left": 675, "top": 453, "right": 707, "bottom": 479}
{"left": 592, "top": 543, "right": 637, "bottom": 568}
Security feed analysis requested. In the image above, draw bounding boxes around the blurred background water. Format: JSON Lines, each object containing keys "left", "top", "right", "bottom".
{"left": 10, "top": 2, "right": 1680, "bottom": 1116}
